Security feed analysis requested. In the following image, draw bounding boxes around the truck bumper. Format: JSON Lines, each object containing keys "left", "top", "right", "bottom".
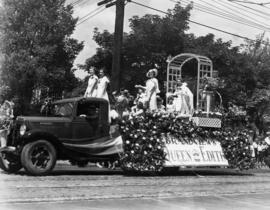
{"left": 0, "top": 146, "right": 16, "bottom": 153}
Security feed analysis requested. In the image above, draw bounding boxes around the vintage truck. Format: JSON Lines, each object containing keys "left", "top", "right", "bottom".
{"left": 0, "top": 97, "right": 123, "bottom": 175}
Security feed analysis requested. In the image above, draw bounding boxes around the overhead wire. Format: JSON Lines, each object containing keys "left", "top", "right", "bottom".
{"left": 178, "top": 0, "right": 270, "bottom": 32}
{"left": 175, "top": 0, "right": 270, "bottom": 32}
{"left": 77, "top": 6, "right": 107, "bottom": 26}
{"left": 77, "top": 5, "right": 103, "bottom": 21}
{"left": 228, "top": 0, "right": 270, "bottom": 5}
{"left": 223, "top": 0, "right": 270, "bottom": 19}
{"left": 74, "top": 0, "right": 95, "bottom": 8}
{"left": 70, "top": 0, "right": 85, "bottom": 7}
{"left": 129, "top": 0, "right": 270, "bottom": 46}
{"left": 228, "top": 1, "right": 270, "bottom": 16}
{"left": 210, "top": 0, "right": 270, "bottom": 29}
{"left": 204, "top": 0, "right": 270, "bottom": 29}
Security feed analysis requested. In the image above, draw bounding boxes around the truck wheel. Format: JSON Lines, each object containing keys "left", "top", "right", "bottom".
{"left": 21, "top": 140, "right": 56, "bottom": 176}
{"left": 0, "top": 153, "right": 22, "bottom": 173}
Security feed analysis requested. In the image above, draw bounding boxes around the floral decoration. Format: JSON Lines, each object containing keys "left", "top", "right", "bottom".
{"left": 119, "top": 111, "right": 254, "bottom": 173}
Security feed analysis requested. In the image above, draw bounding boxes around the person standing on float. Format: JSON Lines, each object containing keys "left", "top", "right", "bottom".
{"left": 181, "top": 82, "right": 194, "bottom": 115}
{"left": 135, "top": 69, "right": 158, "bottom": 111}
{"left": 84, "top": 68, "right": 98, "bottom": 98}
{"left": 151, "top": 68, "right": 160, "bottom": 94}
{"left": 96, "top": 68, "right": 111, "bottom": 123}
{"left": 96, "top": 69, "right": 110, "bottom": 101}
{"left": 173, "top": 81, "right": 183, "bottom": 112}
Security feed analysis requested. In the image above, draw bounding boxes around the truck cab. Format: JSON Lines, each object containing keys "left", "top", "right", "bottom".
{"left": 0, "top": 97, "right": 123, "bottom": 175}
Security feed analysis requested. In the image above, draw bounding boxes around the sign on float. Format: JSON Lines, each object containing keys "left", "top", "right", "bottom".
{"left": 164, "top": 136, "right": 229, "bottom": 167}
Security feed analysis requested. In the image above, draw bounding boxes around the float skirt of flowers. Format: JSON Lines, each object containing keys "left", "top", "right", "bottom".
{"left": 119, "top": 111, "right": 253, "bottom": 174}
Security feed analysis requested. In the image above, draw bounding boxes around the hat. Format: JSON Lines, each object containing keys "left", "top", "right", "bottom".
{"left": 146, "top": 68, "right": 158, "bottom": 78}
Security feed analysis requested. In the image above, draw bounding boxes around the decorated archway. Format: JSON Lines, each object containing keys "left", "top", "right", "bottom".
{"left": 166, "top": 53, "right": 213, "bottom": 111}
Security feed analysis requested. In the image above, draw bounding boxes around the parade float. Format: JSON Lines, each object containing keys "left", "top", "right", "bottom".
{"left": 119, "top": 53, "right": 253, "bottom": 174}
{"left": 0, "top": 53, "right": 257, "bottom": 176}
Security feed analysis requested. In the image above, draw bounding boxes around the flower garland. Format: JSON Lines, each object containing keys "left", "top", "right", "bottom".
{"left": 119, "top": 111, "right": 254, "bottom": 173}
{"left": 119, "top": 112, "right": 166, "bottom": 173}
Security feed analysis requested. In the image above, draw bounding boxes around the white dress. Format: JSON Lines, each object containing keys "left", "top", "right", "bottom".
{"left": 84, "top": 75, "right": 98, "bottom": 98}
{"left": 96, "top": 76, "right": 110, "bottom": 101}
{"left": 145, "top": 78, "right": 157, "bottom": 111}
{"left": 181, "top": 83, "right": 194, "bottom": 114}
{"left": 173, "top": 89, "right": 183, "bottom": 112}
{"left": 174, "top": 84, "right": 193, "bottom": 115}
{"left": 152, "top": 78, "right": 160, "bottom": 94}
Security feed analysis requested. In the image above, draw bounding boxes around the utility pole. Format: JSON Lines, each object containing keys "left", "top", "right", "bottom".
{"left": 112, "top": 0, "right": 125, "bottom": 91}
{"left": 97, "top": 0, "right": 126, "bottom": 91}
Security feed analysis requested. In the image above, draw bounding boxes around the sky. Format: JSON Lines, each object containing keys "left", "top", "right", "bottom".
{"left": 67, "top": 0, "right": 270, "bottom": 79}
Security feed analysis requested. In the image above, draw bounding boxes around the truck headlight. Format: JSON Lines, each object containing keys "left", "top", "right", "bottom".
{"left": 19, "top": 124, "right": 27, "bottom": 136}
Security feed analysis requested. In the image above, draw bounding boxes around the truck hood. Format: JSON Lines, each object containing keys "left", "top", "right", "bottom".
{"left": 16, "top": 116, "right": 72, "bottom": 123}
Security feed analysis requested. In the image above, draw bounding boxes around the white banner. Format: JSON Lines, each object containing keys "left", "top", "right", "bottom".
{"left": 164, "top": 136, "right": 228, "bottom": 167}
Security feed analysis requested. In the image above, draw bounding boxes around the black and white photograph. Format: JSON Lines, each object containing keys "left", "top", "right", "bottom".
{"left": 1, "top": 0, "right": 270, "bottom": 209}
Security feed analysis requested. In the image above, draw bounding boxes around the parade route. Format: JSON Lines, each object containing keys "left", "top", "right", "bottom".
{"left": 0, "top": 164, "right": 270, "bottom": 209}
{"left": 1, "top": 193, "right": 270, "bottom": 210}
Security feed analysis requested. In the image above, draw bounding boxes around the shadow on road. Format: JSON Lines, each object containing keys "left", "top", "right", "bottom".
{"left": 13, "top": 166, "right": 254, "bottom": 177}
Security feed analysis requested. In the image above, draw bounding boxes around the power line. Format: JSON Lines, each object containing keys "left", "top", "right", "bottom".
{"left": 211, "top": 0, "right": 270, "bottom": 29}
{"left": 74, "top": 0, "right": 95, "bottom": 8}
{"left": 173, "top": 0, "right": 270, "bottom": 32}
{"left": 223, "top": 0, "right": 270, "bottom": 19}
{"left": 70, "top": 0, "right": 85, "bottom": 7}
{"left": 213, "top": 0, "right": 270, "bottom": 23}
{"left": 130, "top": 0, "right": 270, "bottom": 46}
{"left": 77, "top": 6, "right": 107, "bottom": 26}
{"left": 229, "top": 0, "right": 270, "bottom": 6}
{"left": 178, "top": 0, "right": 270, "bottom": 32}
{"left": 196, "top": 0, "right": 270, "bottom": 30}
{"left": 73, "top": 0, "right": 89, "bottom": 8}
{"left": 77, "top": 5, "right": 103, "bottom": 22}
{"left": 228, "top": 0, "right": 270, "bottom": 17}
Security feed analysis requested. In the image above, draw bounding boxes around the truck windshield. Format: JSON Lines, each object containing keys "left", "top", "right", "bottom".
{"left": 52, "top": 102, "right": 74, "bottom": 117}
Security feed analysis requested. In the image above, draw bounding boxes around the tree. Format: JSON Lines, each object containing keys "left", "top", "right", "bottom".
{"left": 83, "top": 3, "right": 192, "bottom": 93}
{"left": 0, "top": 0, "right": 83, "bottom": 114}
{"left": 243, "top": 35, "right": 270, "bottom": 133}
{"left": 82, "top": 3, "right": 247, "bottom": 99}
{"left": 81, "top": 2, "right": 270, "bottom": 133}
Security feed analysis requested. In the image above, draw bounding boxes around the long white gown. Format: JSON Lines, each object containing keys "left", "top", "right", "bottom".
{"left": 84, "top": 75, "right": 98, "bottom": 98}
{"left": 152, "top": 78, "right": 160, "bottom": 94}
{"left": 145, "top": 78, "right": 158, "bottom": 111}
{"left": 96, "top": 76, "right": 110, "bottom": 101}
{"left": 173, "top": 83, "right": 194, "bottom": 115}
{"left": 181, "top": 83, "right": 194, "bottom": 114}
{"left": 173, "top": 88, "right": 184, "bottom": 112}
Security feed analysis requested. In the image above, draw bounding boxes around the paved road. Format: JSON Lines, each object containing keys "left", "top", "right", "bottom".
{"left": 1, "top": 164, "right": 270, "bottom": 210}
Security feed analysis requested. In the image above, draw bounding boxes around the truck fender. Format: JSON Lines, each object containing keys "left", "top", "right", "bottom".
{"left": 21, "top": 130, "right": 62, "bottom": 152}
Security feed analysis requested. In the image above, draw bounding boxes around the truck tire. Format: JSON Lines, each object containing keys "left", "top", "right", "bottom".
{"left": 21, "top": 140, "right": 57, "bottom": 176}
{"left": 0, "top": 153, "right": 22, "bottom": 173}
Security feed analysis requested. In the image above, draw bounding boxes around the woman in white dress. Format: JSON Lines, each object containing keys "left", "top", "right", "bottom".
{"left": 173, "top": 81, "right": 193, "bottom": 115}
{"left": 96, "top": 69, "right": 110, "bottom": 101}
{"left": 151, "top": 68, "right": 160, "bottom": 94}
{"left": 181, "top": 82, "right": 194, "bottom": 114}
{"left": 84, "top": 68, "right": 98, "bottom": 98}
{"left": 135, "top": 69, "right": 159, "bottom": 111}
{"left": 173, "top": 84, "right": 184, "bottom": 112}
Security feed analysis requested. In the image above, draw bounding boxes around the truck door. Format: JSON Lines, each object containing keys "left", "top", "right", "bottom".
{"left": 71, "top": 101, "right": 100, "bottom": 143}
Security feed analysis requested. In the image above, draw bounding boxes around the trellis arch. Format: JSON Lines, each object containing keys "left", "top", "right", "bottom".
{"left": 166, "top": 53, "right": 213, "bottom": 111}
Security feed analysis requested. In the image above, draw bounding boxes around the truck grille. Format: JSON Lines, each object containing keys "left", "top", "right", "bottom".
{"left": 11, "top": 121, "right": 21, "bottom": 145}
